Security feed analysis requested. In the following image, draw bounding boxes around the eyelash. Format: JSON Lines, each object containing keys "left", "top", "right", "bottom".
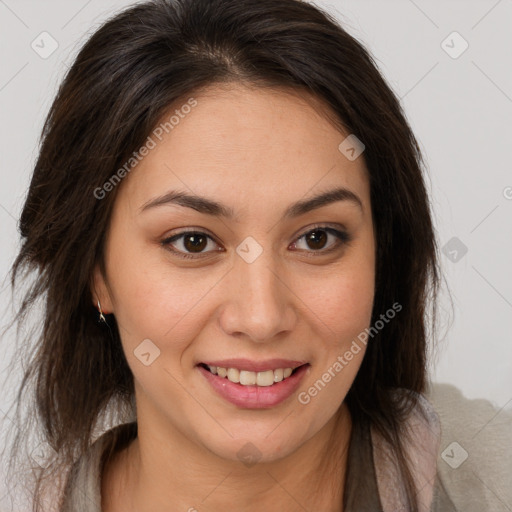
{"left": 161, "top": 224, "right": 352, "bottom": 260}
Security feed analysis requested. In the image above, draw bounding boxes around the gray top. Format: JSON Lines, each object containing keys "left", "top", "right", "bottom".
{"left": 60, "top": 383, "right": 512, "bottom": 511}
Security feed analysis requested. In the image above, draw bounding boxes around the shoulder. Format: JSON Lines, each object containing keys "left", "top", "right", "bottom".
{"left": 60, "top": 422, "right": 137, "bottom": 512}
{"left": 426, "top": 382, "right": 512, "bottom": 510}
{"left": 371, "top": 387, "right": 441, "bottom": 512}
{"left": 370, "top": 384, "right": 512, "bottom": 511}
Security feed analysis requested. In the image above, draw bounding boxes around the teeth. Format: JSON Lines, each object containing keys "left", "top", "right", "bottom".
{"left": 227, "top": 368, "right": 240, "bottom": 383}
{"left": 256, "top": 370, "right": 275, "bottom": 387}
{"left": 206, "top": 365, "right": 297, "bottom": 386}
{"left": 239, "top": 370, "right": 256, "bottom": 385}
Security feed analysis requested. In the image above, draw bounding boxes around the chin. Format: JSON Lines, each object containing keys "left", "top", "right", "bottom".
{"left": 198, "top": 424, "right": 310, "bottom": 466}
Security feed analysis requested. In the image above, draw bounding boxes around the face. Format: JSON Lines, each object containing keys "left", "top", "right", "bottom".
{"left": 94, "top": 83, "right": 375, "bottom": 464}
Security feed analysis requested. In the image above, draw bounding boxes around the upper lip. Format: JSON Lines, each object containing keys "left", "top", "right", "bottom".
{"left": 199, "top": 358, "right": 308, "bottom": 372}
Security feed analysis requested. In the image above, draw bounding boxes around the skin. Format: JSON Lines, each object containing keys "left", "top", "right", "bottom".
{"left": 93, "top": 83, "right": 376, "bottom": 512}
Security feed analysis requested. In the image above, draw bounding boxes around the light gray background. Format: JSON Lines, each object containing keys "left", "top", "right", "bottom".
{"left": 1, "top": 0, "right": 511, "bottom": 508}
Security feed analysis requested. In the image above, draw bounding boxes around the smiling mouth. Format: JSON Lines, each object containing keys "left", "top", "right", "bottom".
{"left": 198, "top": 363, "right": 308, "bottom": 387}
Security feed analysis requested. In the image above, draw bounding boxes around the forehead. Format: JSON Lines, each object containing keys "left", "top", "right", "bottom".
{"left": 118, "top": 83, "right": 370, "bottom": 217}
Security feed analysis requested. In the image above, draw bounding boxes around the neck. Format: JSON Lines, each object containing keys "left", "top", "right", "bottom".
{"left": 102, "top": 403, "right": 352, "bottom": 512}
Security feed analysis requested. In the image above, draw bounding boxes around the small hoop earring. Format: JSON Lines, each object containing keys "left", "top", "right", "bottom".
{"left": 97, "top": 300, "right": 106, "bottom": 323}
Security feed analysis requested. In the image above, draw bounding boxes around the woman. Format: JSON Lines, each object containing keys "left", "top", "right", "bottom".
{"left": 4, "top": 0, "right": 510, "bottom": 510}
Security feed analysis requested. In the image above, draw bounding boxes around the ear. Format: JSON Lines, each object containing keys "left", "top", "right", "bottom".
{"left": 90, "top": 263, "right": 114, "bottom": 314}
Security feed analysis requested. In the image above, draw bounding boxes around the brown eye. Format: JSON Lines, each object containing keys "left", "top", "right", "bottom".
{"left": 182, "top": 233, "right": 208, "bottom": 252}
{"left": 291, "top": 226, "right": 351, "bottom": 254}
{"left": 304, "top": 230, "right": 328, "bottom": 250}
{"left": 162, "top": 231, "right": 222, "bottom": 259}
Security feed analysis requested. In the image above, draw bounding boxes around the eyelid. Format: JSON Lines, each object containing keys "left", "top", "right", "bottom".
{"left": 162, "top": 227, "right": 217, "bottom": 242}
{"left": 291, "top": 222, "right": 348, "bottom": 243}
{"left": 161, "top": 223, "right": 351, "bottom": 260}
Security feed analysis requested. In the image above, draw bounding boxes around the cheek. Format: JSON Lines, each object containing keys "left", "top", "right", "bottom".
{"left": 292, "top": 247, "right": 374, "bottom": 414}
{"left": 294, "top": 251, "right": 375, "bottom": 349}
{"left": 105, "top": 237, "right": 220, "bottom": 358}
{"left": 305, "top": 276, "right": 374, "bottom": 331}
{"left": 295, "top": 275, "right": 372, "bottom": 436}
{"left": 297, "top": 272, "right": 373, "bottom": 389}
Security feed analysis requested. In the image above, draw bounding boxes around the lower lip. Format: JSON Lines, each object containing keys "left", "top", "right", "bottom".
{"left": 198, "top": 364, "right": 310, "bottom": 409}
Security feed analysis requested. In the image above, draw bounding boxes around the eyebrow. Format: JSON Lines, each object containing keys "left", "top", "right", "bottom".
{"left": 140, "top": 186, "right": 363, "bottom": 219}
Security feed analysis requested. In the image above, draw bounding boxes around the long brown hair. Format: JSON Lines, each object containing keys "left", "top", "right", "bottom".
{"left": 3, "top": 0, "right": 440, "bottom": 509}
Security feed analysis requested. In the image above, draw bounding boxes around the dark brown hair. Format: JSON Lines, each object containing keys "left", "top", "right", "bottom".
{"left": 3, "top": 0, "right": 440, "bottom": 509}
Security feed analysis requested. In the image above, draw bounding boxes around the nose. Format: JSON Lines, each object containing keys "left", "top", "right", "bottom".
{"left": 217, "top": 248, "right": 298, "bottom": 343}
